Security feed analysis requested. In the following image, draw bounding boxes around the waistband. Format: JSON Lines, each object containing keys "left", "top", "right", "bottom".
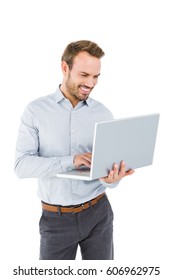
{"left": 42, "top": 193, "right": 105, "bottom": 214}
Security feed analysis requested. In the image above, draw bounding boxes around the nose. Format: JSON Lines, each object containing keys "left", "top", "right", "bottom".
{"left": 85, "top": 77, "right": 96, "bottom": 88}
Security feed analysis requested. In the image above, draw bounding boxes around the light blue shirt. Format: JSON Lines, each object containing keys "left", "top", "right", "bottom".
{"left": 15, "top": 87, "right": 118, "bottom": 205}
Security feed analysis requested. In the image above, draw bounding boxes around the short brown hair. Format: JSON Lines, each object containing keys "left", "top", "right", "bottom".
{"left": 61, "top": 40, "right": 105, "bottom": 69}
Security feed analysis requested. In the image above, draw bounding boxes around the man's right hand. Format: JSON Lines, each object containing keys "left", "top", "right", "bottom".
{"left": 73, "top": 153, "right": 92, "bottom": 169}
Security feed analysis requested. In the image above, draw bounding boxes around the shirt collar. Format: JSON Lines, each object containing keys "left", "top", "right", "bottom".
{"left": 54, "top": 86, "right": 65, "bottom": 103}
{"left": 54, "top": 86, "right": 91, "bottom": 107}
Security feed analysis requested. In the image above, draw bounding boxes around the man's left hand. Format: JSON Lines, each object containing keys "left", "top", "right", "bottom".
{"left": 100, "top": 161, "right": 135, "bottom": 184}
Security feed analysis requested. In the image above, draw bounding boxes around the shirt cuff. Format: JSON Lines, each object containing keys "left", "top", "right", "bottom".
{"left": 60, "top": 155, "right": 75, "bottom": 171}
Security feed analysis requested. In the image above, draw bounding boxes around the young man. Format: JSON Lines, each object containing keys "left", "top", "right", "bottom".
{"left": 14, "top": 40, "right": 134, "bottom": 260}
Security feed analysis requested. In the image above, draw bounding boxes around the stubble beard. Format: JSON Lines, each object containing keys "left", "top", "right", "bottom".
{"left": 66, "top": 79, "right": 90, "bottom": 102}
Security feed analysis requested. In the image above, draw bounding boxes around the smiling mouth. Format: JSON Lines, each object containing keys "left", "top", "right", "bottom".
{"left": 80, "top": 86, "right": 91, "bottom": 94}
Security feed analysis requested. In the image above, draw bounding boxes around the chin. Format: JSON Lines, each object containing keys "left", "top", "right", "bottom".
{"left": 77, "top": 93, "right": 89, "bottom": 101}
{"left": 82, "top": 95, "right": 89, "bottom": 101}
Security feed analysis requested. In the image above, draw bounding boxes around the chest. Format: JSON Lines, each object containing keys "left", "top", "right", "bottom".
{"left": 37, "top": 109, "right": 96, "bottom": 156}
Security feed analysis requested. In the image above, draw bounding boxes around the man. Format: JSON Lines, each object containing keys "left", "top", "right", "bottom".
{"left": 14, "top": 40, "right": 134, "bottom": 260}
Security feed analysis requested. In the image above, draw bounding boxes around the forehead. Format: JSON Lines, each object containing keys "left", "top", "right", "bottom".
{"left": 72, "top": 51, "right": 101, "bottom": 73}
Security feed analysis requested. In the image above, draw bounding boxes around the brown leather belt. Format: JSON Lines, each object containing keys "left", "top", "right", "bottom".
{"left": 42, "top": 193, "right": 105, "bottom": 214}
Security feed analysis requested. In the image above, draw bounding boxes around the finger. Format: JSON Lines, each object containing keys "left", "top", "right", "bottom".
{"left": 80, "top": 159, "right": 91, "bottom": 167}
{"left": 84, "top": 152, "right": 92, "bottom": 157}
{"left": 108, "top": 170, "right": 115, "bottom": 181}
{"left": 82, "top": 154, "right": 92, "bottom": 163}
{"left": 73, "top": 154, "right": 92, "bottom": 168}
{"left": 84, "top": 161, "right": 91, "bottom": 167}
{"left": 113, "top": 163, "right": 119, "bottom": 171}
{"left": 112, "top": 163, "right": 119, "bottom": 178}
{"left": 118, "top": 161, "right": 126, "bottom": 177}
{"left": 81, "top": 154, "right": 93, "bottom": 167}
{"left": 104, "top": 164, "right": 119, "bottom": 182}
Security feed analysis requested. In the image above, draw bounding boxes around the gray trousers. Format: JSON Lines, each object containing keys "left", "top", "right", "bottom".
{"left": 39, "top": 195, "right": 114, "bottom": 260}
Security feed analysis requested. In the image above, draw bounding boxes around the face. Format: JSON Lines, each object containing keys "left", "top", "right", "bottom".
{"left": 61, "top": 51, "right": 101, "bottom": 107}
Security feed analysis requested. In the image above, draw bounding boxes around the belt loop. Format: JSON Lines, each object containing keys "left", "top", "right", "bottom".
{"left": 88, "top": 201, "right": 92, "bottom": 207}
{"left": 57, "top": 206, "right": 61, "bottom": 216}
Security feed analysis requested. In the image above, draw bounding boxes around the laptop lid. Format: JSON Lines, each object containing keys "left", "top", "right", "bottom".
{"left": 90, "top": 113, "right": 160, "bottom": 180}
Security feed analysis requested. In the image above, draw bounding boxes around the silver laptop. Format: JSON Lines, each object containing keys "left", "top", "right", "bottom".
{"left": 56, "top": 113, "right": 160, "bottom": 181}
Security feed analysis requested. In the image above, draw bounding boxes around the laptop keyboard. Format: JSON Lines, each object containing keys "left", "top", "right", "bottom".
{"left": 77, "top": 169, "right": 90, "bottom": 175}
{"left": 66, "top": 168, "right": 90, "bottom": 176}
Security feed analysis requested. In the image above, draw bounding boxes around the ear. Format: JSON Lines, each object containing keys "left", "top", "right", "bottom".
{"left": 61, "top": 61, "right": 69, "bottom": 76}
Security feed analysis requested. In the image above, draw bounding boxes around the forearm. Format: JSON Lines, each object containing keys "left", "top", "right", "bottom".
{"left": 14, "top": 154, "right": 74, "bottom": 179}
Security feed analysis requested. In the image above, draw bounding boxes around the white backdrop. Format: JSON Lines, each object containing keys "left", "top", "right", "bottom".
{"left": 1, "top": 0, "right": 173, "bottom": 279}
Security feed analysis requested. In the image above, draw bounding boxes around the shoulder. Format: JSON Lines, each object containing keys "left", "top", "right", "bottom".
{"left": 26, "top": 93, "right": 55, "bottom": 112}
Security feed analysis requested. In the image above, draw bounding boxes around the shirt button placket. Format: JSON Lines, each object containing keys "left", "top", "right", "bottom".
{"left": 70, "top": 111, "right": 76, "bottom": 156}
{"left": 70, "top": 110, "right": 78, "bottom": 195}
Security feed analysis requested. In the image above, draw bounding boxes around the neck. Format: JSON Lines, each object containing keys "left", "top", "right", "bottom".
{"left": 59, "top": 84, "right": 78, "bottom": 108}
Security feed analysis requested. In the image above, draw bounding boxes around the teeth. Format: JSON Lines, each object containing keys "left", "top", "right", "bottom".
{"left": 81, "top": 86, "right": 90, "bottom": 92}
